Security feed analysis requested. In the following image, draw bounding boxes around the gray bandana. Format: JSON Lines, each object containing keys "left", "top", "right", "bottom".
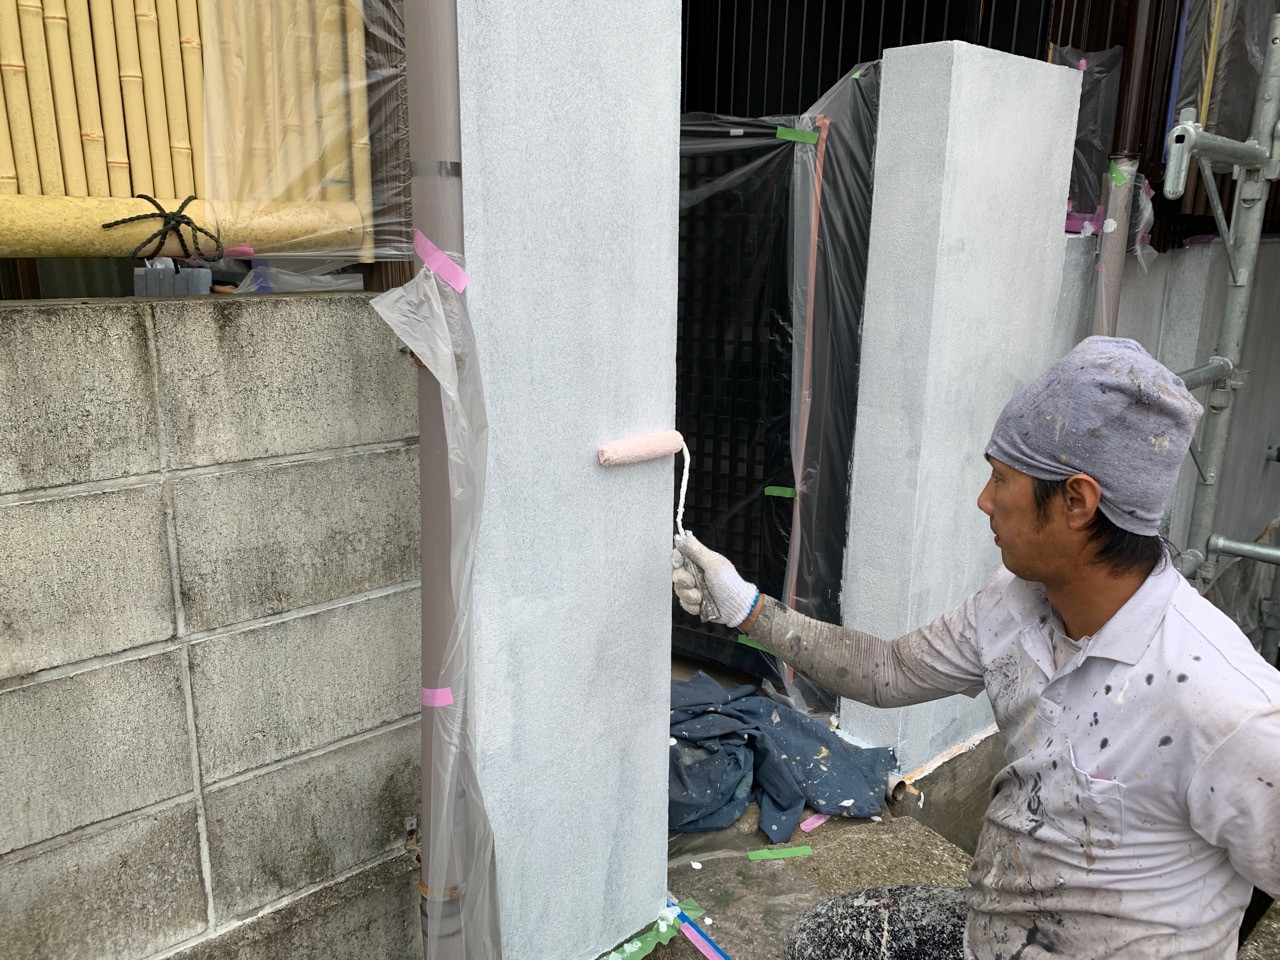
{"left": 986, "top": 336, "right": 1203, "bottom": 536}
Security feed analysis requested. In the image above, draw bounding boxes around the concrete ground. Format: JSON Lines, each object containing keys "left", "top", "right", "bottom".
{"left": 652, "top": 804, "right": 971, "bottom": 960}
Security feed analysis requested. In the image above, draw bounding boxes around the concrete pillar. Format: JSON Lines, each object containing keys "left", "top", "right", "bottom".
{"left": 839, "top": 42, "right": 1082, "bottom": 774}
{"left": 455, "top": 2, "right": 680, "bottom": 958}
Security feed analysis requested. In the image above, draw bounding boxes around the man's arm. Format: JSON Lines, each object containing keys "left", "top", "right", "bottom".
{"left": 1187, "top": 706, "right": 1280, "bottom": 898}
{"left": 742, "top": 591, "right": 987, "bottom": 708}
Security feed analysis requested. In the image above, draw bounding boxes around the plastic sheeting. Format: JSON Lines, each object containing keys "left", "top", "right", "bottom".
{"left": 672, "top": 66, "right": 880, "bottom": 715}
{"left": 371, "top": 263, "right": 501, "bottom": 960}
{"left": 1051, "top": 45, "right": 1123, "bottom": 217}
{"left": 202, "top": 0, "right": 412, "bottom": 261}
{"left": 1175, "top": 0, "right": 1280, "bottom": 143}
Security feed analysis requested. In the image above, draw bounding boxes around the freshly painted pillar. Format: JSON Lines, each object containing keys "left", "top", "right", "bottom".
{"left": 455, "top": 2, "right": 680, "bottom": 958}
{"left": 840, "top": 42, "right": 1082, "bottom": 775}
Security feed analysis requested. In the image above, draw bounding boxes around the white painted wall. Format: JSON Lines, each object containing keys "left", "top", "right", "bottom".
{"left": 455, "top": 2, "right": 681, "bottom": 958}
{"left": 839, "top": 42, "right": 1082, "bottom": 775}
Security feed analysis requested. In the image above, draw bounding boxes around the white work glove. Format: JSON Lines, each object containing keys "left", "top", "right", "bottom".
{"left": 671, "top": 532, "right": 760, "bottom": 628}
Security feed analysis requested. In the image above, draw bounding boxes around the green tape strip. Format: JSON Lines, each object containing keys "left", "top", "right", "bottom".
{"left": 1109, "top": 160, "right": 1128, "bottom": 186}
{"left": 851, "top": 70, "right": 863, "bottom": 78}
{"left": 775, "top": 126, "right": 819, "bottom": 145}
{"left": 748, "top": 845, "right": 814, "bottom": 861}
{"left": 737, "top": 634, "right": 770, "bottom": 652}
{"left": 764, "top": 486, "right": 797, "bottom": 498}
{"left": 601, "top": 899, "right": 706, "bottom": 959}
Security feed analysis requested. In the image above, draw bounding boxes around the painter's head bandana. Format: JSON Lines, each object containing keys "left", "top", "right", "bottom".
{"left": 986, "top": 336, "right": 1203, "bottom": 536}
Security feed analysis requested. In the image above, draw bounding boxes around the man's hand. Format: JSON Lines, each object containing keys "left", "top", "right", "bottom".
{"left": 671, "top": 532, "right": 760, "bottom": 629}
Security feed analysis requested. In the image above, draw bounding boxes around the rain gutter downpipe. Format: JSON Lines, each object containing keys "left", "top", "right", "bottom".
{"left": 404, "top": 0, "right": 475, "bottom": 956}
{"left": 1165, "top": 12, "right": 1280, "bottom": 585}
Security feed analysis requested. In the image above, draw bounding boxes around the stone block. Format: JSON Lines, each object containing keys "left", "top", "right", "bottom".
{"left": 0, "top": 802, "right": 206, "bottom": 960}
{"left": 0, "top": 652, "right": 192, "bottom": 853}
{"left": 0, "top": 486, "right": 176, "bottom": 680}
{"left": 151, "top": 295, "right": 418, "bottom": 469}
{"left": 0, "top": 301, "right": 161, "bottom": 494}
{"left": 170, "top": 854, "right": 419, "bottom": 960}
{"left": 172, "top": 447, "right": 420, "bottom": 631}
{"left": 191, "top": 588, "right": 420, "bottom": 782}
{"left": 841, "top": 42, "right": 1081, "bottom": 773}
{"left": 204, "top": 722, "right": 419, "bottom": 919}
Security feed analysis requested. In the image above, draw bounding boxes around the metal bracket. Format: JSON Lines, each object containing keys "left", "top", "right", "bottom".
{"left": 1199, "top": 157, "right": 1241, "bottom": 283}
{"left": 1188, "top": 442, "right": 1210, "bottom": 482}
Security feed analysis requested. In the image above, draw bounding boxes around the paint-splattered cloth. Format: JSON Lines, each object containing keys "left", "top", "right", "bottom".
{"left": 753, "top": 560, "right": 1280, "bottom": 959}
{"left": 986, "top": 336, "right": 1202, "bottom": 536}
{"left": 669, "top": 671, "right": 896, "bottom": 843}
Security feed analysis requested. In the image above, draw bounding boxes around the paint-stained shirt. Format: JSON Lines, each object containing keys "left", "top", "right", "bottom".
{"left": 907, "top": 560, "right": 1280, "bottom": 959}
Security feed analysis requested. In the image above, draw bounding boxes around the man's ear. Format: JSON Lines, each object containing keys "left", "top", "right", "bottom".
{"left": 1062, "top": 473, "right": 1103, "bottom": 530}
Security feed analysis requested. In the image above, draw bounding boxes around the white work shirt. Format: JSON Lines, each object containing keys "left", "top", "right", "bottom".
{"left": 911, "top": 560, "right": 1280, "bottom": 959}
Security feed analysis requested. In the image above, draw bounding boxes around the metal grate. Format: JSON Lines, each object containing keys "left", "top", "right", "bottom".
{"left": 681, "top": 0, "right": 1051, "bottom": 116}
{"left": 674, "top": 130, "right": 797, "bottom": 672}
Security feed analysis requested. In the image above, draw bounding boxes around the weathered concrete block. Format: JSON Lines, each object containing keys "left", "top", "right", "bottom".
{"left": 170, "top": 853, "right": 418, "bottom": 960}
{"left": 0, "top": 486, "right": 175, "bottom": 681}
{"left": 0, "top": 652, "right": 192, "bottom": 853}
{"left": 151, "top": 295, "right": 417, "bottom": 469}
{"left": 191, "top": 588, "right": 421, "bottom": 782}
{"left": 0, "top": 801, "right": 206, "bottom": 960}
{"left": 0, "top": 301, "right": 161, "bottom": 494}
{"left": 172, "top": 447, "right": 420, "bottom": 631}
{"left": 204, "top": 722, "right": 419, "bottom": 919}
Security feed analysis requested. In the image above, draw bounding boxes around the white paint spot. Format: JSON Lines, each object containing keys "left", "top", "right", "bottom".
{"left": 1149, "top": 434, "right": 1170, "bottom": 453}
{"left": 839, "top": 799, "right": 855, "bottom": 807}
{"left": 691, "top": 861, "right": 702, "bottom": 870}
{"left": 1080, "top": 221, "right": 1095, "bottom": 237}
{"left": 1103, "top": 217, "right": 1117, "bottom": 233}
{"left": 669, "top": 737, "right": 677, "bottom": 746}
{"left": 704, "top": 917, "right": 714, "bottom": 926}
{"left": 871, "top": 816, "right": 882, "bottom": 822}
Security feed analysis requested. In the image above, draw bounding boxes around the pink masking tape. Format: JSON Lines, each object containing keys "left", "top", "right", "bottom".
{"left": 680, "top": 923, "right": 722, "bottom": 960}
{"left": 223, "top": 246, "right": 254, "bottom": 258}
{"left": 800, "top": 813, "right": 831, "bottom": 833}
{"left": 421, "top": 687, "right": 454, "bottom": 707}
{"left": 1078, "top": 58, "right": 1088, "bottom": 70}
{"left": 413, "top": 229, "right": 471, "bottom": 293}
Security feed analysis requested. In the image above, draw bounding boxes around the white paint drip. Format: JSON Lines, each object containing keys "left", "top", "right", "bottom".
{"left": 676, "top": 442, "right": 691, "bottom": 535}
{"left": 691, "top": 861, "right": 702, "bottom": 870}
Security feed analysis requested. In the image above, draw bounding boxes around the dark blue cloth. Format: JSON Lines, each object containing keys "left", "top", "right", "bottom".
{"left": 669, "top": 672, "right": 897, "bottom": 843}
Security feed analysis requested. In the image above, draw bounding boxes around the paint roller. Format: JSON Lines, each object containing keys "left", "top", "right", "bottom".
{"left": 597, "top": 429, "right": 723, "bottom": 623}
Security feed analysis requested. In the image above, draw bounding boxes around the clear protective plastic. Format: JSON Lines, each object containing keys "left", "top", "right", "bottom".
{"left": 201, "top": 0, "right": 412, "bottom": 261}
{"left": 1175, "top": 0, "right": 1279, "bottom": 142}
{"left": 371, "top": 263, "right": 501, "bottom": 960}
{"left": 1050, "top": 45, "right": 1124, "bottom": 219}
{"left": 0, "top": 0, "right": 412, "bottom": 261}
{"left": 672, "top": 65, "right": 880, "bottom": 715}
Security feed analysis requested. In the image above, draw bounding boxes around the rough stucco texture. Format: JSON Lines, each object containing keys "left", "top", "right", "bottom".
{"left": 456, "top": 2, "right": 680, "bottom": 958}
{"left": 840, "top": 42, "right": 1082, "bottom": 774}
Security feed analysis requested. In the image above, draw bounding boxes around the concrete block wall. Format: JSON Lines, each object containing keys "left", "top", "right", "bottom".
{"left": 0, "top": 295, "right": 422, "bottom": 960}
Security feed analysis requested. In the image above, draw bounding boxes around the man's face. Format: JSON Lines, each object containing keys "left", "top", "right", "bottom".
{"left": 977, "top": 455, "right": 1054, "bottom": 582}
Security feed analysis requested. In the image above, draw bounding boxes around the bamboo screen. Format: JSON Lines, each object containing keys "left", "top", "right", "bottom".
{"left": 0, "top": 0, "right": 409, "bottom": 260}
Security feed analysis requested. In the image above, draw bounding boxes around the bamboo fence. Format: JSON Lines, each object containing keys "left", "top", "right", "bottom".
{"left": 0, "top": 0, "right": 383, "bottom": 260}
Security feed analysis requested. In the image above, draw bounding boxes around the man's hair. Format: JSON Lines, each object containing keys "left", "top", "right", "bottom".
{"left": 1032, "top": 477, "right": 1168, "bottom": 576}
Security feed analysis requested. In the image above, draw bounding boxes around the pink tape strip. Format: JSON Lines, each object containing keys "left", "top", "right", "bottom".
{"left": 421, "top": 687, "right": 454, "bottom": 707}
{"left": 799, "top": 813, "right": 831, "bottom": 833}
{"left": 680, "top": 923, "right": 721, "bottom": 960}
{"left": 413, "top": 229, "right": 471, "bottom": 293}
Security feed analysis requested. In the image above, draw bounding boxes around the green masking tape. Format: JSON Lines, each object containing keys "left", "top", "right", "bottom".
{"left": 748, "top": 845, "right": 814, "bottom": 861}
{"left": 851, "top": 70, "right": 863, "bottom": 78}
{"left": 602, "top": 898, "right": 706, "bottom": 959}
{"left": 776, "top": 126, "right": 819, "bottom": 145}
{"left": 1109, "top": 160, "right": 1128, "bottom": 186}
{"left": 737, "top": 634, "right": 769, "bottom": 652}
{"left": 764, "top": 486, "right": 797, "bottom": 498}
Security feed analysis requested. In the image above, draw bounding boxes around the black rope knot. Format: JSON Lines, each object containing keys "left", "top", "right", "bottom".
{"left": 101, "top": 195, "right": 225, "bottom": 261}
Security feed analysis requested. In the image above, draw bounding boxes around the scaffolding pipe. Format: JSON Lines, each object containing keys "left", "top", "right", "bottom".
{"left": 1207, "top": 535, "right": 1280, "bottom": 567}
{"left": 1167, "top": 12, "right": 1280, "bottom": 584}
{"left": 1176, "top": 356, "right": 1233, "bottom": 392}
